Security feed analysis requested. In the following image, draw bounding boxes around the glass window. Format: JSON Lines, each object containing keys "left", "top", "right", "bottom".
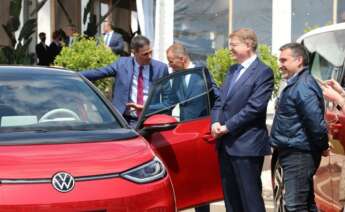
{"left": 291, "top": 0, "right": 333, "bottom": 41}
{"left": 142, "top": 69, "right": 210, "bottom": 122}
{"left": 0, "top": 73, "right": 121, "bottom": 132}
{"left": 232, "top": 0, "right": 272, "bottom": 46}
{"left": 310, "top": 53, "right": 337, "bottom": 81}
{"left": 174, "top": 0, "right": 229, "bottom": 62}
{"left": 338, "top": 0, "right": 345, "bottom": 23}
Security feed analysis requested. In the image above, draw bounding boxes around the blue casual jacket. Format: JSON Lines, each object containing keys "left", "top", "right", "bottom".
{"left": 270, "top": 68, "right": 329, "bottom": 152}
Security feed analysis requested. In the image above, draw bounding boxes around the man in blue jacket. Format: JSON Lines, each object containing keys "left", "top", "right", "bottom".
{"left": 211, "top": 28, "right": 274, "bottom": 212}
{"left": 270, "top": 43, "right": 329, "bottom": 211}
{"left": 81, "top": 35, "right": 169, "bottom": 126}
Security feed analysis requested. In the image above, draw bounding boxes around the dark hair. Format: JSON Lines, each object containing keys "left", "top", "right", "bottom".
{"left": 39, "top": 32, "right": 46, "bottom": 40}
{"left": 130, "top": 35, "right": 150, "bottom": 51}
{"left": 279, "top": 42, "right": 309, "bottom": 66}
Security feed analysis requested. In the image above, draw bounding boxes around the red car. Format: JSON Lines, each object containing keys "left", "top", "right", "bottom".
{"left": 0, "top": 66, "right": 222, "bottom": 211}
{"left": 272, "top": 23, "right": 345, "bottom": 212}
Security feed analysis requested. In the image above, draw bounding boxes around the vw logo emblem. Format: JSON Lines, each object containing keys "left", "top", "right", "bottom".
{"left": 52, "top": 172, "right": 75, "bottom": 193}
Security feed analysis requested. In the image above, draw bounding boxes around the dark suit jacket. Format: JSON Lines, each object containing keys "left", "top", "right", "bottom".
{"left": 48, "top": 42, "right": 62, "bottom": 65}
{"left": 35, "top": 42, "right": 49, "bottom": 66}
{"left": 211, "top": 58, "right": 274, "bottom": 156}
{"left": 81, "top": 57, "right": 169, "bottom": 115}
{"left": 107, "top": 31, "right": 124, "bottom": 55}
{"left": 171, "top": 67, "right": 218, "bottom": 121}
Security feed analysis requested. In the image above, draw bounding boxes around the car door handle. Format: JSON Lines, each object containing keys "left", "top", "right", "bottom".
{"left": 202, "top": 133, "right": 216, "bottom": 143}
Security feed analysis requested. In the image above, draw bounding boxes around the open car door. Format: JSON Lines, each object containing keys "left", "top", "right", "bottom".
{"left": 137, "top": 67, "right": 223, "bottom": 209}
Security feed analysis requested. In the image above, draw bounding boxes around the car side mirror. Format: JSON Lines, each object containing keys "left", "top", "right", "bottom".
{"left": 141, "top": 114, "right": 178, "bottom": 133}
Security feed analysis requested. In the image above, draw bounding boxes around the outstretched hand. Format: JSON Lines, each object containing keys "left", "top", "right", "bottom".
{"left": 126, "top": 103, "right": 144, "bottom": 112}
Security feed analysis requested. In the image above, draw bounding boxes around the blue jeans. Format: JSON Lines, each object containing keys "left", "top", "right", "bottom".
{"left": 278, "top": 150, "right": 321, "bottom": 212}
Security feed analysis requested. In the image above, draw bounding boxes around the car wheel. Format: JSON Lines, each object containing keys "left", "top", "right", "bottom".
{"left": 273, "top": 160, "right": 285, "bottom": 212}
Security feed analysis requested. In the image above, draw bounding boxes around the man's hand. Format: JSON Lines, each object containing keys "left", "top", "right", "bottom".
{"left": 211, "top": 122, "right": 229, "bottom": 138}
{"left": 126, "top": 103, "right": 144, "bottom": 112}
{"left": 322, "top": 148, "right": 330, "bottom": 157}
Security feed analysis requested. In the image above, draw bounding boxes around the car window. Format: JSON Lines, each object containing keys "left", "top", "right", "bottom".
{"left": 0, "top": 74, "right": 121, "bottom": 132}
{"left": 141, "top": 68, "right": 210, "bottom": 122}
{"left": 310, "top": 52, "right": 343, "bottom": 82}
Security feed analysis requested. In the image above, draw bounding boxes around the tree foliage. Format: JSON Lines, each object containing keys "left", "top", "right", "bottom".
{"left": 207, "top": 44, "right": 282, "bottom": 97}
{"left": 54, "top": 36, "right": 118, "bottom": 96}
{"left": 0, "top": 0, "right": 37, "bottom": 64}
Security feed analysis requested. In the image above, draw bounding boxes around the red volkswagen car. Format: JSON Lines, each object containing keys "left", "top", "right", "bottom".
{"left": 0, "top": 66, "right": 222, "bottom": 211}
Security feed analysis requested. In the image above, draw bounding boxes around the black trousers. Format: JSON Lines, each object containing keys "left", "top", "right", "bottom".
{"left": 218, "top": 147, "right": 265, "bottom": 212}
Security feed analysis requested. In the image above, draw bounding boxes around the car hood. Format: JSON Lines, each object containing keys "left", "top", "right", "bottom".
{"left": 0, "top": 136, "right": 154, "bottom": 179}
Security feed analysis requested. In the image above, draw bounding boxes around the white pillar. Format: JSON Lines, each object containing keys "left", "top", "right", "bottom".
{"left": 37, "top": 0, "right": 52, "bottom": 45}
{"left": 153, "top": 0, "right": 174, "bottom": 64}
{"left": 81, "top": 0, "right": 88, "bottom": 34}
{"left": 272, "top": 0, "right": 291, "bottom": 55}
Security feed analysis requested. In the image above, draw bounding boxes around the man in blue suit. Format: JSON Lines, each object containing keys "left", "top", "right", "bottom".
{"left": 103, "top": 19, "right": 124, "bottom": 55}
{"left": 166, "top": 43, "right": 218, "bottom": 122}
{"left": 166, "top": 43, "right": 219, "bottom": 212}
{"left": 81, "top": 35, "right": 169, "bottom": 126}
{"left": 211, "top": 28, "right": 274, "bottom": 212}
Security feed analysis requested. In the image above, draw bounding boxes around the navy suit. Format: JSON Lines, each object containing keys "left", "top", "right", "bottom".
{"left": 106, "top": 31, "right": 124, "bottom": 55}
{"left": 172, "top": 72, "right": 207, "bottom": 121}
{"left": 170, "top": 67, "right": 218, "bottom": 121}
{"left": 35, "top": 42, "right": 49, "bottom": 66}
{"left": 81, "top": 57, "right": 169, "bottom": 117}
{"left": 211, "top": 58, "right": 274, "bottom": 212}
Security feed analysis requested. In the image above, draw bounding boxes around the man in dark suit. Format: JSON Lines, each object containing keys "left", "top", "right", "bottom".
{"left": 35, "top": 32, "right": 49, "bottom": 66}
{"left": 81, "top": 35, "right": 168, "bottom": 126}
{"left": 211, "top": 28, "right": 274, "bottom": 212}
{"left": 103, "top": 18, "right": 124, "bottom": 55}
{"left": 48, "top": 30, "right": 62, "bottom": 65}
{"left": 167, "top": 43, "right": 218, "bottom": 122}
{"left": 166, "top": 43, "right": 219, "bottom": 212}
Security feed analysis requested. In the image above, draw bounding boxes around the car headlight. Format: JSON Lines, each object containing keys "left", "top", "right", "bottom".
{"left": 121, "top": 157, "right": 166, "bottom": 183}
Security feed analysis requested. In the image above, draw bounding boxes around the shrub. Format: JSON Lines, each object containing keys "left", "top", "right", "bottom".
{"left": 54, "top": 36, "right": 118, "bottom": 96}
{"left": 207, "top": 44, "right": 282, "bottom": 97}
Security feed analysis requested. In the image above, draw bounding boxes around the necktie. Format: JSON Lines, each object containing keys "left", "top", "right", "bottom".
{"left": 136, "top": 65, "right": 144, "bottom": 117}
{"left": 104, "top": 33, "right": 110, "bottom": 46}
{"left": 227, "top": 64, "right": 243, "bottom": 97}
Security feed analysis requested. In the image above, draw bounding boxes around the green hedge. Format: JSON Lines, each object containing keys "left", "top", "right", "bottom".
{"left": 54, "top": 36, "right": 118, "bottom": 96}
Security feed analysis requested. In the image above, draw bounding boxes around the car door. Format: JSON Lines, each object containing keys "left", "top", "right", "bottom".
{"left": 310, "top": 52, "right": 345, "bottom": 211}
{"left": 137, "top": 68, "right": 223, "bottom": 209}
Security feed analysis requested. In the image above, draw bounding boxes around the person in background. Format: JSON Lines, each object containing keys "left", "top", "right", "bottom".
{"left": 81, "top": 35, "right": 168, "bottom": 127}
{"left": 270, "top": 43, "right": 329, "bottom": 211}
{"left": 35, "top": 32, "right": 49, "bottom": 66}
{"left": 211, "top": 28, "right": 274, "bottom": 212}
{"left": 64, "top": 24, "right": 77, "bottom": 47}
{"left": 48, "top": 30, "right": 62, "bottom": 65}
{"left": 103, "top": 18, "right": 124, "bottom": 55}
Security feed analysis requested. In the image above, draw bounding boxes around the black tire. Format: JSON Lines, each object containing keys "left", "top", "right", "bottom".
{"left": 272, "top": 158, "right": 285, "bottom": 212}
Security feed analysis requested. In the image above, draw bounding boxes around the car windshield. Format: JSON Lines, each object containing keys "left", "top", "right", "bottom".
{"left": 0, "top": 72, "right": 121, "bottom": 133}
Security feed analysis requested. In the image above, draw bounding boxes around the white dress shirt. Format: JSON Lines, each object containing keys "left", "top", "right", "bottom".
{"left": 235, "top": 54, "right": 258, "bottom": 82}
